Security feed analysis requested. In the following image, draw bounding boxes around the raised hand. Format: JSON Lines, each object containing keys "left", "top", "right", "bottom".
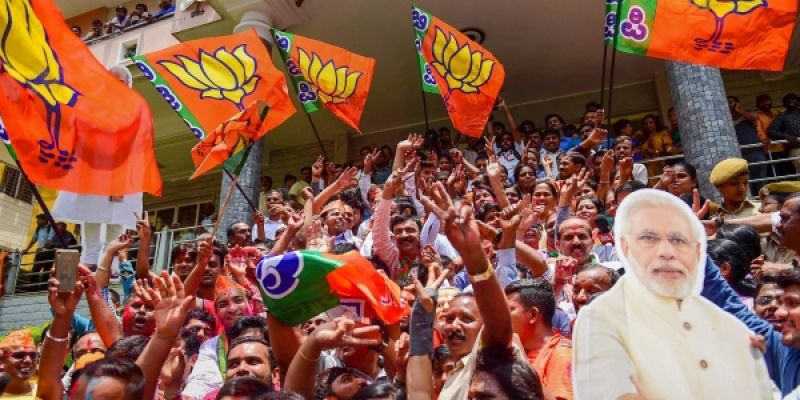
{"left": 446, "top": 164, "right": 467, "bottom": 196}
{"left": 619, "top": 157, "right": 633, "bottom": 180}
{"left": 692, "top": 188, "right": 710, "bottom": 219}
{"left": 594, "top": 108, "right": 606, "bottom": 127}
{"left": 47, "top": 265, "right": 90, "bottom": 316}
{"left": 305, "top": 219, "right": 331, "bottom": 252}
{"left": 145, "top": 271, "right": 193, "bottom": 338}
{"left": 413, "top": 263, "right": 448, "bottom": 313}
{"left": 449, "top": 148, "right": 464, "bottom": 165}
{"left": 286, "top": 212, "right": 304, "bottom": 233}
{"left": 253, "top": 211, "right": 265, "bottom": 226}
{"left": 420, "top": 244, "right": 442, "bottom": 268}
{"left": 107, "top": 234, "right": 135, "bottom": 254}
{"left": 195, "top": 236, "right": 213, "bottom": 267}
{"left": 554, "top": 257, "right": 578, "bottom": 284}
{"left": 309, "top": 317, "right": 381, "bottom": 351}
{"left": 134, "top": 211, "right": 152, "bottom": 242}
{"left": 484, "top": 136, "right": 497, "bottom": 157}
{"left": 486, "top": 154, "right": 503, "bottom": 178}
{"left": 600, "top": 150, "right": 615, "bottom": 180}
{"left": 227, "top": 246, "right": 248, "bottom": 278}
{"left": 382, "top": 161, "right": 416, "bottom": 200}
{"left": 657, "top": 165, "right": 674, "bottom": 188}
{"left": 334, "top": 167, "right": 359, "bottom": 190}
{"left": 363, "top": 148, "right": 380, "bottom": 173}
{"left": 398, "top": 133, "right": 424, "bottom": 153}
{"left": 311, "top": 156, "right": 325, "bottom": 182}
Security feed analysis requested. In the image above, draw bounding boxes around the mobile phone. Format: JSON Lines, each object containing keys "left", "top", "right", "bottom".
{"left": 55, "top": 249, "right": 80, "bottom": 292}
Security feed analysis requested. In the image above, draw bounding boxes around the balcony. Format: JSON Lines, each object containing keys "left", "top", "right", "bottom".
{"left": 69, "top": 2, "right": 225, "bottom": 69}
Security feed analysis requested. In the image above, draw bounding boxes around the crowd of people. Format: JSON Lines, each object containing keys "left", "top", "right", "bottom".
{"left": 1, "top": 94, "right": 800, "bottom": 400}
{"left": 71, "top": 1, "right": 176, "bottom": 42}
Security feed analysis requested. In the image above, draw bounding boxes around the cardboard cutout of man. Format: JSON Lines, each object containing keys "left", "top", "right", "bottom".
{"left": 572, "top": 189, "right": 773, "bottom": 399}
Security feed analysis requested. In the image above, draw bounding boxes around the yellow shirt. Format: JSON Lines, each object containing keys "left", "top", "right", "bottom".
{"left": 0, "top": 381, "right": 37, "bottom": 399}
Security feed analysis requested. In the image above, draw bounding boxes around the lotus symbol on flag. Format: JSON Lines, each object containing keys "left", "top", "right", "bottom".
{"left": 431, "top": 27, "right": 495, "bottom": 94}
{"left": 690, "top": 0, "right": 766, "bottom": 53}
{"left": 159, "top": 45, "right": 259, "bottom": 110}
{"left": 0, "top": 0, "right": 80, "bottom": 169}
{"left": 296, "top": 48, "right": 362, "bottom": 104}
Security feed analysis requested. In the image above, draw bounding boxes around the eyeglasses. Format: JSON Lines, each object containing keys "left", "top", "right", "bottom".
{"left": 10, "top": 351, "right": 38, "bottom": 361}
{"left": 755, "top": 296, "right": 782, "bottom": 307}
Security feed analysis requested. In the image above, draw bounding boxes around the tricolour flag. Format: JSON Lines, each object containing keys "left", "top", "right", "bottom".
{"left": 0, "top": 0, "right": 161, "bottom": 196}
{"left": 412, "top": 6, "right": 506, "bottom": 137}
{"left": 272, "top": 29, "right": 376, "bottom": 133}
{"left": 603, "top": 0, "right": 797, "bottom": 71}
{"left": 255, "top": 250, "right": 408, "bottom": 326}
{"left": 132, "top": 29, "right": 295, "bottom": 143}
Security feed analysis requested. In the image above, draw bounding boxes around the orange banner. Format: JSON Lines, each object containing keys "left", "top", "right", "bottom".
{"left": 0, "top": 0, "right": 162, "bottom": 196}
{"left": 414, "top": 7, "right": 505, "bottom": 137}
{"left": 137, "top": 29, "right": 295, "bottom": 141}
{"left": 190, "top": 101, "right": 266, "bottom": 179}
{"left": 273, "top": 29, "right": 376, "bottom": 133}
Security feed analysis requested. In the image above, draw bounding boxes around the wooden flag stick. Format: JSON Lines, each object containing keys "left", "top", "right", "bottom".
{"left": 211, "top": 172, "right": 239, "bottom": 240}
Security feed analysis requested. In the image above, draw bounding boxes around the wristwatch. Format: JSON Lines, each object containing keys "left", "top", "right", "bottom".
{"left": 468, "top": 264, "right": 494, "bottom": 284}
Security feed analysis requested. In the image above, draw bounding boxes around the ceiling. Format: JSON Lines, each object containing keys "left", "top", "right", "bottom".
{"left": 52, "top": 0, "right": 800, "bottom": 181}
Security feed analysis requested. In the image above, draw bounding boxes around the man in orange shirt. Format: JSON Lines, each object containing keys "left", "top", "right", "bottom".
{"left": 506, "top": 279, "right": 573, "bottom": 400}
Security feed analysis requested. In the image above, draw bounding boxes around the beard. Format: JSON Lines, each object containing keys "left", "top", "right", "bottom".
{"left": 628, "top": 252, "right": 694, "bottom": 299}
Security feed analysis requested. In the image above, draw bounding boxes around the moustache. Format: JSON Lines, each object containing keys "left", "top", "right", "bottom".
{"left": 448, "top": 331, "right": 467, "bottom": 341}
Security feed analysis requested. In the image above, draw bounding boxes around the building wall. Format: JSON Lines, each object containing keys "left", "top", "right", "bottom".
{"left": 0, "top": 194, "right": 33, "bottom": 251}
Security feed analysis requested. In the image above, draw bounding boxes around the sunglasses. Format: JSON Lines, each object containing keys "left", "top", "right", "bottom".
{"left": 10, "top": 351, "right": 38, "bottom": 361}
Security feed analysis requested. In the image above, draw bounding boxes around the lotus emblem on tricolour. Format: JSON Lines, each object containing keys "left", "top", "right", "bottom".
{"left": 257, "top": 252, "right": 303, "bottom": 299}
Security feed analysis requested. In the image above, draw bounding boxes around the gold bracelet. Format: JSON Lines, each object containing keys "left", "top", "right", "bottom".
{"left": 298, "top": 348, "right": 319, "bottom": 363}
{"left": 468, "top": 263, "right": 494, "bottom": 284}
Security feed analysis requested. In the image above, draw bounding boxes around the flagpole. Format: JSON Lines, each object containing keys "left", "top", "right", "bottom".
{"left": 420, "top": 89, "right": 431, "bottom": 133}
{"left": 605, "top": 0, "right": 625, "bottom": 148}
{"left": 222, "top": 167, "right": 258, "bottom": 212}
{"left": 268, "top": 29, "right": 329, "bottom": 160}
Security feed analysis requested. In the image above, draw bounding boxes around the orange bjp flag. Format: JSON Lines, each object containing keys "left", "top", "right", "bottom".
{"left": 605, "top": 0, "right": 797, "bottom": 71}
{"left": 272, "top": 29, "right": 376, "bottom": 133}
{"left": 0, "top": 0, "right": 162, "bottom": 196}
{"left": 412, "top": 6, "right": 505, "bottom": 137}
{"left": 190, "top": 101, "right": 267, "bottom": 179}
{"left": 132, "top": 29, "right": 295, "bottom": 143}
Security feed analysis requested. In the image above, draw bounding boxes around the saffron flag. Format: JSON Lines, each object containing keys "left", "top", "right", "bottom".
{"left": 132, "top": 29, "right": 295, "bottom": 143}
{"left": 255, "top": 250, "right": 408, "bottom": 326}
{"left": 0, "top": 0, "right": 161, "bottom": 196}
{"left": 272, "top": 29, "right": 376, "bottom": 133}
{"left": 189, "top": 101, "right": 268, "bottom": 179}
{"left": 412, "top": 6, "right": 506, "bottom": 137}
{"left": 603, "top": 0, "right": 797, "bottom": 71}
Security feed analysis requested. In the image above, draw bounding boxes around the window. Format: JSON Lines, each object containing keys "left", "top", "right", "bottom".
{"left": 118, "top": 36, "right": 141, "bottom": 63}
{"left": 147, "top": 200, "right": 213, "bottom": 231}
{"left": 0, "top": 166, "right": 33, "bottom": 203}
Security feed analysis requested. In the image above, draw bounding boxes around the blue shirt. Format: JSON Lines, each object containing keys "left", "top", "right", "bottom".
{"left": 701, "top": 256, "right": 800, "bottom": 395}
{"left": 560, "top": 136, "right": 581, "bottom": 152}
{"left": 153, "top": 5, "right": 175, "bottom": 18}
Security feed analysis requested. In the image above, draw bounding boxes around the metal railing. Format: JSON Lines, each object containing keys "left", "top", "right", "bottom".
{"left": 82, "top": 12, "right": 175, "bottom": 46}
{"left": 641, "top": 139, "right": 800, "bottom": 189}
{"left": 2, "top": 223, "right": 210, "bottom": 295}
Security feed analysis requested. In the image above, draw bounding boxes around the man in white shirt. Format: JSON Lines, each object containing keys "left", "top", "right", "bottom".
{"left": 573, "top": 189, "right": 773, "bottom": 399}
